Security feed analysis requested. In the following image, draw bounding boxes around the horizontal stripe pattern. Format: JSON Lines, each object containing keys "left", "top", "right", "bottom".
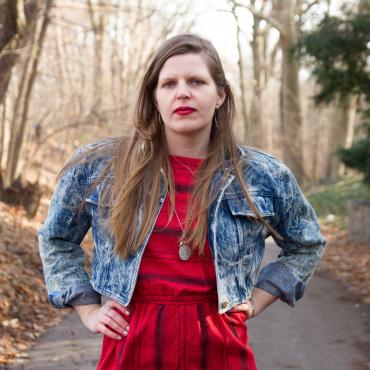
{"left": 96, "top": 154, "right": 258, "bottom": 370}
{"left": 135, "top": 154, "right": 217, "bottom": 297}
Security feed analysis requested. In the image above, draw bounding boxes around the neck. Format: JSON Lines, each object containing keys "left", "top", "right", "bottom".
{"left": 165, "top": 130, "right": 210, "bottom": 159}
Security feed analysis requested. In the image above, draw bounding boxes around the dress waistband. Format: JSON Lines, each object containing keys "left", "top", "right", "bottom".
{"left": 132, "top": 293, "right": 218, "bottom": 304}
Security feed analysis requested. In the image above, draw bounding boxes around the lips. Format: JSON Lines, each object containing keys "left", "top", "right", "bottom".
{"left": 174, "top": 106, "right": 196, "bottom": 115}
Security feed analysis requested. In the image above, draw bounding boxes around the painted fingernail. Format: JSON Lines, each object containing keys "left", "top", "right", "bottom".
{"left": 117, "top": 336, "right": 122, "bottom": 340}
{"left": 125, "top": 310, "right": 130, "bottom": 315}
{"left": 123, "top": 331, "right": 128, "bottom": 336}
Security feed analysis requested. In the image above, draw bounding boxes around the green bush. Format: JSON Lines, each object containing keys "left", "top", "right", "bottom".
{"left": 306, "top": 178, "right": 369, "bottom": 228}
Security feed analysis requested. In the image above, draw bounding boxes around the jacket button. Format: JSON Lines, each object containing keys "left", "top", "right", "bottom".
{"left": 221, "top": 301, "right": 228, "bottom": 309}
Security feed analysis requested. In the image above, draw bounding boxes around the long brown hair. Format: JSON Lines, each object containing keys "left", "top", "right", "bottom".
{"left": 61, "top": 34, "right": 281, "bottom": 260}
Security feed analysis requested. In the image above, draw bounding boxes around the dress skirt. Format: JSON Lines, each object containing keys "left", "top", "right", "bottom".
{"left": 96, "top": 245, "right": 258, "bottom": 370}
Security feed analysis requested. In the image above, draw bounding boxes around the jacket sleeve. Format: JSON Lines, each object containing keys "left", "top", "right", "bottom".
{"left": 38, "top": 158, "right": 101, "bottom": 309}
{"left": 255, "top": 163, "right": 326, "bottom": 307}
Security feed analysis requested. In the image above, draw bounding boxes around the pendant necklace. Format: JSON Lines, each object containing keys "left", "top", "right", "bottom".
{"left": 171, "top": 155, "right": 197, "bottom": 260}
{"left": 173, "top": 207, "right": 192, "bottom": 261}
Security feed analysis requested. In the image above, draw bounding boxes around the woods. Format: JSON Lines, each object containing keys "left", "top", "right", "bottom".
{"left": 0, "top": 0, "right": 196, "bottom": 215}
{"left": 0, "top": 1, "right": 369, "bottom": 367}
{"left": 0, "top": 0, "right": 368, "bottom": 207}
{"left": 0, "top": 0, "right": 368, "bottom": 244}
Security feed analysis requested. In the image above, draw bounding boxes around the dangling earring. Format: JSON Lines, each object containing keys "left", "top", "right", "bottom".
{"left": 213, "top": 108, "right": 219, "bottom": 129}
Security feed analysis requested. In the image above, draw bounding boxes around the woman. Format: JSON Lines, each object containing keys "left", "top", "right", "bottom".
{"left": 38, "top": 34, "right": 326, "bottom": 369}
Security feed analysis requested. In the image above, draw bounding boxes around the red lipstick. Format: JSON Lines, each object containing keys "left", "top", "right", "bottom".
{"left": 174, "top": 106, "right": 196, "bottom": 115}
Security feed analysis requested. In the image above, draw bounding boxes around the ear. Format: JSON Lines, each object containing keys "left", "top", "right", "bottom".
{"left": 216, "top": 87, "right": 226, "bottom": 108}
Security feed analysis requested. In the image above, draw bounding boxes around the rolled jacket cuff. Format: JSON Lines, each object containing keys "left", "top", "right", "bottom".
{"left": 255, "top": 262, "right": 306, "bottom": 307}
{"left": 254, "top": 280, "right": 283, "bottom": 299}
{"left": 48, "top": 284, "right": 101, "bottom": 309}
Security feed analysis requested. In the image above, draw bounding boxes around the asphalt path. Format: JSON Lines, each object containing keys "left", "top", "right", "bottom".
{"left": 6, "top": 241, "right": 370, "bottom": 370}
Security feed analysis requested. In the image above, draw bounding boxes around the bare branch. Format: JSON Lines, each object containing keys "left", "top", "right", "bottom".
{"left": 30, "top": 103, "right": 128, "bottom": 158}
{"left": 58, "top": 1, "right": 198, "bottom": 16}
{"left": 232, "top": 0, "right": 285, "bottom": 35}
{"left": 301, "top": 0, "right": 320, "bottom": 15}
{"left": 16, "top": 0, "right": 27, "bottom": 34}
{"left": 86, "top": 0, "right": 98, "bottom": 34}
{"left": 266, "top": 35, "right": 281, "bottom": 80}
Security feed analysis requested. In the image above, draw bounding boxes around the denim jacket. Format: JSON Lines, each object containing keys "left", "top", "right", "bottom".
{"left": 38, "top": 141, "right": 326, "bottom": 314}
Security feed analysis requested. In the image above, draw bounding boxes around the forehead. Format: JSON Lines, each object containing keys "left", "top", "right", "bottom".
{"left": 158, "top": 53, "right": 211, "bottom": 80}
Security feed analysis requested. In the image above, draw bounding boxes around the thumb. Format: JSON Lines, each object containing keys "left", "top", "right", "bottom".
{"left": 228, "top": 303, "right": 249, "bottom": 312}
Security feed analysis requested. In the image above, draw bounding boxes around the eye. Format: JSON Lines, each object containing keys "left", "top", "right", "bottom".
{"left": 162, "top": 81, "right": 175, "bottom": 88}
{"left": 190, "top": 79, "right": 204, "bottom": 85}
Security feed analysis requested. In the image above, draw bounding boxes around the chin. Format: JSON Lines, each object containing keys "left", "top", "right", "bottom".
{"left": 174, "top": 126, "right": 207, "bottom": 135}
{"left": 170, "top": 121, "right": 209, "bottom": 132}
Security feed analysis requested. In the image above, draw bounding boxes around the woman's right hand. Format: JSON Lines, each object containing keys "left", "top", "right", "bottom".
{"left": 73, "top": 299, "right": 130, "bottom": 340}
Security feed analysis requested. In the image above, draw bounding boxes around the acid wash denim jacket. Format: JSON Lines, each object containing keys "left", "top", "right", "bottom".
{"left": 38, "top": 141, "right": 326, "bottom": 314}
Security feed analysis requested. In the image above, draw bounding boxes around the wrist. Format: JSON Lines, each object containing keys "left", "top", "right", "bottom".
{"left": 74, "top": 304, "right": 100, "bottom": 324}
{"left": 246, "top": 297, "right": 256, "bottom": 319}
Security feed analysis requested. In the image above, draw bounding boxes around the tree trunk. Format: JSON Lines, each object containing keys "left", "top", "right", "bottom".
{"left": 54, "top": 11, "right": 82, "bottom": 114}
{"left": 326, "top": 95, "right": 357, "bottom": 179}
{"left": 0, "top": 0, "right": 41, "bottom": 106}
{"left": 243, "top": 0, "right": 305, "bottom": 180}
{"left": 359, "top": 0, "right": 370, "bottom": 13}
{"left": 87, "top": 0, "right": 105, "bottom": 113}
{"left": 236, "top": 20, "right": 250, "bottom": 143}
{"left": 230, "top": 1, "right": 250, "bottom": 143}
{"left": 0, "top": 100, "right": 5, "bottom": 168}
{"left": 0, "top": 0, "right": 21, "bottom": 106}
{"left": 276, "top": 0, "right": 304, "bottom": 184}
{"left": 3, "top": 0, "right": 53, "bottom": 188}
{"left": 249, "top": 1, "right": 267, "bottom": 149}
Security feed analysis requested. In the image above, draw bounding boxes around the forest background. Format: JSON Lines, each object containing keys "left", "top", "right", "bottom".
{"left": 0, "top": 0, "right": 369, "bottom": 195}
{"left": 0, "top": 0, "right": 369, "bottom": 366}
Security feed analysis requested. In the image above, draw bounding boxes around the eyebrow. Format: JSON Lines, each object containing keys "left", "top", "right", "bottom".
{"left": 158, "top": 74, "right": 208, "bottom": 82}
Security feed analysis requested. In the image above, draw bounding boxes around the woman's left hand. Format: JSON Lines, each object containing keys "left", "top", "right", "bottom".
{"left": 228, "top": 300, "right": 254, "bottom": 319}
{"left": 228, "top": 288, "right": 280, "bottom": 319}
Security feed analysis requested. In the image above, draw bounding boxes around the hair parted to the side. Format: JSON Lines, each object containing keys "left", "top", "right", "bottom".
{"left": 60, "top": 33, "right": 281, "bottom": 260}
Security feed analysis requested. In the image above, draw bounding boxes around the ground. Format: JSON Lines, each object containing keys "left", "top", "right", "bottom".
{"left": 3, "top": 241, "right": 370, "bottom": 370}
{"left": 318, "top": 223, "right": 370, "bottom": 303}
{"left": 0, "top": 197, "right": 369, "bottom": 366}
{"left": 0, "top": 194, "right": 94, "bottom": 366}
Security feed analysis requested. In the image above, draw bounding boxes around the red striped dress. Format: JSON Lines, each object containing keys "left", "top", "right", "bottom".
{"left": 96, "top": 154, "right": 258, "bottom": 370}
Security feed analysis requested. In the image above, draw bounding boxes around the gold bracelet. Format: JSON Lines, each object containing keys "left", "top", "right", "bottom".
{"left": 248, "top": 297, "right": 256, "bottom": 318}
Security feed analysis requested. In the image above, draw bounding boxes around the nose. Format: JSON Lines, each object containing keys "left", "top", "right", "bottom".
{"left": 176, "top": 81, "right": 191, "bottom": 99}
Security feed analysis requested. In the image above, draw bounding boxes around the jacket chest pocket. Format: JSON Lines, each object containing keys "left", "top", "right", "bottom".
{"left": 223, "top": 194, "right": 275, "bottom": 257}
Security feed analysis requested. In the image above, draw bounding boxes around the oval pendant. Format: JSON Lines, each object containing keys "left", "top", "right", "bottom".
{"left": 179, "top": 242, "right": 192, "bottom": 261}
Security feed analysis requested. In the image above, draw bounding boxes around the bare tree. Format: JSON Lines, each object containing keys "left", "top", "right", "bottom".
{"left": 233, "top": 0, "right": 323, "bottom": 184}
{"left": 229, "top": 0, "right": 251, "bottom": 142}
{"left": 3, "top": 0, "right": 54, "bottom": 189}
{"left": 326, "top": 95, "right": 358, "bottom": 179}
{"left": 0, "top": 0, "right": 41, "bottom": 106}
{"left": 248, "top": 0, "right": 267, "bottom": 148}
{"left": 248, "top": 0, "right": 281, "bottom": 150}
{"left": 272, "top": 0, "right": 305, "bottom": 183}
{"left": 87, "top": 0, "right": 107, "bottom": 112}
{"left": 0, "top": 0, "right": 200, "bottom": 214}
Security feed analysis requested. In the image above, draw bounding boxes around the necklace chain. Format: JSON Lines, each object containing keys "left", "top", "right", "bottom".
{"left": 171, "top": 155, "right": 196, "bottom": 176}
{"left": 170, "top": 155, "right": 198, "bottom": 260}
{"left": 173, "top": 206, "right": 192, "bottom": 261}
{"left": 171, "top": 156, "right": 192, "bottom": 241}
{"left": 173, "top": 207, "right": 186, "bottom": 240}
